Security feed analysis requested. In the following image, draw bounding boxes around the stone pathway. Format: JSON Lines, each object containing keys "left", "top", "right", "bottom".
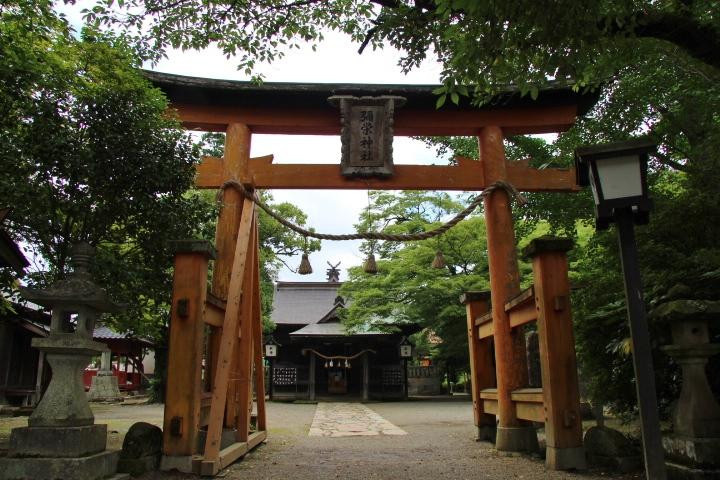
{"left": 308, "top": 402, "right": 407, "bottom": 437}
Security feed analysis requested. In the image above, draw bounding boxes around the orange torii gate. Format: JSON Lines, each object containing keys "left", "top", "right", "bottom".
{"left": 149, "top": 71, "right": 594, "bottom": 475}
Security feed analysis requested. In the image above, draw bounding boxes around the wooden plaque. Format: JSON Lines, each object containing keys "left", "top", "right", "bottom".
{"left": 329, "top": 95, "right": 406, "bottom": 177}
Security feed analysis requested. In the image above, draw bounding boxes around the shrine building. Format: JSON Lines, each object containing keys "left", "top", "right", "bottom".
{"left": 268, "top": 264, "right": 417, "bottom": 401}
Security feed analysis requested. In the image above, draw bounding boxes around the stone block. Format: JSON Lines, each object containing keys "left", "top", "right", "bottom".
{"left": 120, "top": 422, "right": 163, "bottom": 459}
{"left": 8, "top": 424, "right": 107, "bottom": 458}
{"left": 584, "top": 426, "right": 641, "bottom": 473}
{"left": 117, "top": 455, "right": 159, "bottom": 477}
{"left": 117, "top": 422, "right": 162, "bottom": 476}
{"left": 0, "top": 449, "right": 121, "bottom": 480}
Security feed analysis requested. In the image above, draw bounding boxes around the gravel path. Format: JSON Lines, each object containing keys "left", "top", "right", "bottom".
{"left": 143, "top": 400, "right": 642, "bottom": 480}
{"left": 2, "top": 400, "right": 643, "bottom": 479}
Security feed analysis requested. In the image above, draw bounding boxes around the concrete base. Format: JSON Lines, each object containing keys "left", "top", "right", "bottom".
{"left": 667, "top": 461, "right": 720, "bottom": 480}
{"left": 8, "top": 424, "right": 107, "bottom": 458}
{"left": 88, "top": 374, "right": 123, "bottom": 402}
{"left": 495, "top": 425, "right": 539, "bottom": 453}
{"left": 0, "top": 449, "right": 122, "bottom": 480}
{"left": 476, "top": 425, "right": 496, "bottom": 443}
{"left": 546, "top": 446, "right": 587, "bottom": 471}
{"left": 160, "top": 454, "right": 195, "bottom": 473}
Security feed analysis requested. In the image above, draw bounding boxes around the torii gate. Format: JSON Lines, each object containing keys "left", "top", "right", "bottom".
{"left": 149, "top": 71, "right": 594, "bottom": 475}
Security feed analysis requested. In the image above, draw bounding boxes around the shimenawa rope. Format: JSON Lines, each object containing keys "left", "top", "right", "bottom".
{"left": 218, "top": 180, "right": 526, "bottom": 242}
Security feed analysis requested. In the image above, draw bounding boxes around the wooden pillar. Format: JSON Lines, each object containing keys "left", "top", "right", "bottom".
{"left": 309, "top": 354, "right": 316, "bottom": 401}
{"left": 209, "top": 123, "right": 251, "bottom": 419}
{"left": 478, "top": 126, "right": 537, "bottom": 452}
{"left": 162, "top": 240, "right": 216, "bottom": 461}
{"left": 460, "top": 291, "right": 496, "bottom": 441}
{"left": 523, "top": 237, "right": 586, "bottom": 470}
{"left": 362, "top": 353, "right": 369, "bottom": 402}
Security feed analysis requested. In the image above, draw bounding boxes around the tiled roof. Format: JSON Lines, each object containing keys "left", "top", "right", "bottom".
{"left": 270, "top": 282, "right": 343, "bottom": 325}
{"left": 93, "top": 325, "right": 153, "bottom": 346}
{"left": 289, "top": 322, "right": 387, "bottom": 337}
{"left": 93, "top": 325, "right": 128, "bottom": 339}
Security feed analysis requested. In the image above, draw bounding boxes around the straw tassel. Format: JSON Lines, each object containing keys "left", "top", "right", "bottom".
{"left": 431, "top": 250, "right": 446, "bottom": 269}
{"left": 298, "top": 252, "right": 313, "bottom": 275}
{"left": 363, "top": 253, "right": 378, "bottom": 274}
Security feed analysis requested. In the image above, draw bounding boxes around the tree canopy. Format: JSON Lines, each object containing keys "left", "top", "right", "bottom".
{"left": 85, "top": 1, "right": 718, "bottom": 98}
{"left": 1, "top": 0, "right": 214, "bottom": 339}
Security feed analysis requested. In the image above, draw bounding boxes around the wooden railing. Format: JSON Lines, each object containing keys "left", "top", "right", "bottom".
{"left": 461, "top": 236, "right": 585, "bottom": 470}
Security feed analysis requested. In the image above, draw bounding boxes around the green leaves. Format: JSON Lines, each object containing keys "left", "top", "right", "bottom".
{"left": 0, "top": 5, "right": 210, "bottom": 339}
{"left": 341, "top": 191, "right": 490, "bottom": 368}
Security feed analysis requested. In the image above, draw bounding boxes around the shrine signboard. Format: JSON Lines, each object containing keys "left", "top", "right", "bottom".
{"left": 329, "top": 95, "right": 406, "bottom": 177}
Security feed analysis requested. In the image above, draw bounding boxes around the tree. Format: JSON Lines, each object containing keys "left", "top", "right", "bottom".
{"left": 1, "top": 1, "right": 217, "bottom": 340}
{"left": 340, "top": 191, "right": 491, "bottom": 373}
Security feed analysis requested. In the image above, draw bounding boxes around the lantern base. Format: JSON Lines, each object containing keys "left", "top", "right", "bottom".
{"left": 88, "top": 372, "right": 123, "bottom": 403}
{"left": 663, "top": 435, "right": 720, "bottom": 471}
{"left": 0, "top": 449, "right": 126, "bottom": 480}
{"left": 7, "top": 424, "right": 107, "bottom": 458}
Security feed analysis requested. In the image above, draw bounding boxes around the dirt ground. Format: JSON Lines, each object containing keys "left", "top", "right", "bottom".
{"left": 1, "top": 400, "right": 643, "bottom": 480}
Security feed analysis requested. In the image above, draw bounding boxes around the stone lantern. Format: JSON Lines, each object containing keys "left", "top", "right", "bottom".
{"left": 0, "top": 242, "right": 126, "bottom": 480}
{"left": 654, "top": 299, "right": 720, "bottom": 479}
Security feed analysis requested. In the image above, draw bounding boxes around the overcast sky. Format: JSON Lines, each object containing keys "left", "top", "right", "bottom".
{"left": 152, "top": 31, "right": 451, "bottom": 282}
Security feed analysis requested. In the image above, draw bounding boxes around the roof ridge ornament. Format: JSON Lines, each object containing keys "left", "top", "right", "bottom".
{"left": 326, "top": 261, "right": 341, "bottom": 282}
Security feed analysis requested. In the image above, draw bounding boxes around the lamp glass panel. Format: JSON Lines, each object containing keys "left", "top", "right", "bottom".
{"left": 595, "top": 155, "right": 643, "bottom": 200}
{"left": 265, "top": 344, "right": 277, "bottom": 357}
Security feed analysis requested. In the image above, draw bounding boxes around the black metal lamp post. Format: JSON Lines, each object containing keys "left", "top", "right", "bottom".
{"left": 575, "top": 138, "right": 666, "bottom": 480}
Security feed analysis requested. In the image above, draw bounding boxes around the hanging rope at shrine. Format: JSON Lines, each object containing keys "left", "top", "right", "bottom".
{"left": 301, "top": 348, "right": 376, "bottom": 361}
{"left": 217, "top": 179, "right": 527, "bottom": 243}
